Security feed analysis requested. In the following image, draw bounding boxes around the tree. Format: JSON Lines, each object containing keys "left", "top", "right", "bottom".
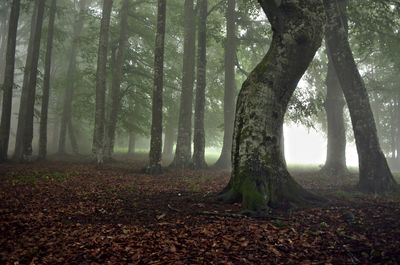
{"left": 170, "top": 0, "right": 196, "bottom": 169}
{"left": 320, "top": 45, "right": 347, "bottom": 175}
{"left": 147, "top": 0, "right": 167, "bottom": 174}
{"left": 192, "top": 0, "right": 208, "bottom": 170}
{"left": 58, "top": 0, "right": 88, "bottom": 154}
{"left": 92, "top": 0, "right": 113, "bottom": 164}
{"left": 104, "top": 0, "right": 130, "bottom": 160}
{"left": 0, "top": 0, "right": 20, "bottom": 162}
{"left": 38, "top": 0, "right": 57, "bottom": 160}
{"left": 219, "top": 0, "right": 325, "bottom": 212}
{"left": 14, "top": 0, "right": 45, "bottom": 161}
{"left": 214, "top": 0, "right": 237, "bottom": 170}
{"left": 324, "top": 0, "right": 397, "bottom": 193}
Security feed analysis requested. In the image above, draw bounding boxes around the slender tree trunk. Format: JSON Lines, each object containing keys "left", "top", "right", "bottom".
{"left": 170, "top": 0, "right": 196, "bottom": 169}
{"left": 38, "top": 0, "right": 57, "bottom": 160}
{"left": 58, "top": 0, "right": 87, "bottom": 154}
{"left": 68, "top": 119, "right": 79, "bottom": 155}
{"left": 0, "top": 14, "right": 8, "bottom": 85}
{"left": 192, "top": 0, "right": 208, "bottom": 170}
{"left": 147, "top": 0, "right": 167, "bottom": 174}
{"left": 162, "top": 116, "right": 176, "bottom": 160}
{"left": 128, "top": 132, "right": 135, "bottom": 154}
{"left": 104, "top": 0, "right": 130, "bottom": 160}
{"left": 324, "top": 0, "right": 397, "bottom": 193}
{"left": 14, "top": 0, "right": 45, "bottom": 161}
{"left": 0, "top": 0, "right": 20, "bottom": 162}
{"left": 214, "top": 0, "right": 236, "bottom": 170}
{"left": 219, "top": 0, "right": 325, "bottom": 212}
{"left": 321, "top": 45, "right": 347, "bottom": 175}
{"left": 92, "top": 0, "right": 113, "bottom": 165}
{"left": 396, "top": 95, "right": 400, "bottom": 161}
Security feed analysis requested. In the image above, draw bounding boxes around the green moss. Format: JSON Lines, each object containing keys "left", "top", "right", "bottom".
{"left": 240, "top": 177, "right": 267, "bottom": 211}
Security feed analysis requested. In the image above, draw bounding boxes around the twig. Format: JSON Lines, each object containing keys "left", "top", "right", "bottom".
{"left": 167, "top": 204, "right": 181, "bottom": 212}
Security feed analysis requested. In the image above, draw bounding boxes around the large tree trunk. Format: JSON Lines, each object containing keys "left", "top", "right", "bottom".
{"left": 0, "top": 0, "right": 20, "bottom": 162}
{"left": 324, "top": 0, "right": 397, "bottom": 193}
{"left": 192, "top": 0, "right": 208, "bottom": 170}
{"left": 214, "top": 0, "right": 236, "bottom": 170}
{"left": 219, "top": 0, "right": 325, "bottom": 212}
{"left": 104, "top": 0, "right": 130, "bottom": 160}
{"left": 14, "top": 0, "right": 45, "bottom": 161}
{"left": 92, "top": 0, "right": 113, "bottom": 165}
{"left": 38, "top": 0, "right": 57, "bottom": 160}
{"left": 170, "top": 0, "right": 196, "bottom": 169}
{"left": 58, "top": 0, "right": 87, "bottom": 154}
{"left": 147, "top": 0, "right": 167, "bottom": 174}
{"left": 321, "top": 45, "right": 347, "bottom": 175}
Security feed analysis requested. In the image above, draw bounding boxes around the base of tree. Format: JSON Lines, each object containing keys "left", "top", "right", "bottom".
{"left": 192, "top": 159, "right": 208, "bottom": 170}
{"left": 319, "top": 164, "right": 348, "bottom": 177}
{"left": 145, "top": 163, "right": 163, "bottom": 175}
{"left": 212, "top": 155, "right": 231, "bottom": 170}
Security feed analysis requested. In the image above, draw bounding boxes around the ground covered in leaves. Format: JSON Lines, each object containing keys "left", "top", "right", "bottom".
{"left": 1, "top": 155, "right": 400, "bottom": 264}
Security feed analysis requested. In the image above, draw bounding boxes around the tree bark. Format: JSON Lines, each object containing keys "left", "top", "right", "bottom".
{"left": 38, "top": 0, "right": 57, "bottom": 160}
{"left": 14, "top": 0, "right": 45, "bottom": 161}
{"left": 147, "top": 0, "right": 167, "bottom": 174}
{"left": 170, "top": 0, "right": 196, "bottom": 169}
{"left": 0, "top": 0, "right": 20, "bottom": 162}
{"left": 104, "top": 0, "right": 130, "bottom": 160}
{"left": 58, "top": 0, "right": 87, "bottom": 154}
{"left": 214, "top": 0, "right": 236, "bottom": 170}
{"left": 324, "top": 0, "right": 397, "bottom": 193}
{"left": 0, "top": 11, "right": 8, "bottom": 86}
{"left": 219, "top": 0, "right": 325, "bottom": 212}
{"left": 321, "top": 44, "right": 347, "bottom": 175}
{"left": 92, "top": 0, "right": 113, "bottom": 165}
{"left": 192, "top": 0, "right": 208, "bottom": 170}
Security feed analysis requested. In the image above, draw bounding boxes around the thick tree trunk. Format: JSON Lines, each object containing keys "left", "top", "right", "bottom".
{"left": 147, "top": 0, "right": 166, "bottom": 174}
{"left": 324, "top": 0, "right": 397, "bottom": 193}
{"left": 321, "top": 47, "right": 347, "bottom": 175}
{"left": 162, "top": 115, "right": 176, "bottom": 160}
{"left": 219, "top": 0, "right": 325, "bottom": 212}
{"left": 92, "top": 0, "right": 113, "bottom": 165}
{"left": 38, "top": 0, "right": 57, "bottom": 160}
{"left": 128, "top": 132, "right": 135, "bottom": 154}
{"left": 14, "top": 0, "right": 45, "bottom": 161}
{"left": 0, "top": 0, "right": 20, "bottom": 162}
{"left": 170, "top": 0, "right": 196, "bottom": 169}
{"left": 214, "top": 0, "right": 236, "bottom": 170}
{"left": 192, "top": 0, "right": 208, "bottom": 170}
{"left": 58, "top": 0, "right": 87, "bottom": 154}
{"left": 104, "top": 0, "right": 130, "bottom": 160}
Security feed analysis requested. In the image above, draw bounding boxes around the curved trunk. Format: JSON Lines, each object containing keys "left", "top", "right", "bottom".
{"left": 38, "top": 0, "right": 57, "bottom": 160}
{"left": 324, "top": 0, "right": 397, "bottom": 193}
{"left": 170, "top": 0, "right": 196, "bottom": 169}
{"left": 214, "top": 0, "right": 236, "bottom": 170}
{"left": 147, "top": 0, "right": 167, "bottom": 174}
{"left": 321, "top": 47, "right": 347, "bottom": 175}
{"left": 0, "top": 0, "right": 20, "bottom": 162}
{"left": 219, "top": 0, "right": 325, "bottom": 211}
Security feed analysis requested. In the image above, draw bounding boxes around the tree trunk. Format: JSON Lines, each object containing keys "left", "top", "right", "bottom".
{"left": 170, "top": 0, "right": 196, "bottom": 169}
{"left": 14, "top": 0, "right": 45, "bottom": 161}
{"left": 219, "top": 0, "right": 325, "bottom": 212}
{"left": 104, "top": 0, "right": 130, "bottom": 160}
{"left": 58, "top": 0, "right": 87, "bottom": 154}
{"left": 162, "top": 115, "right": 176, "bottom": 160}
{"left": 192, "top": 0, "right": 207, "bottom": 170}
{"left": 68, "top": 119, "right": 79, "bottom": 155}
{"left": 0, "top": 0, "right": 20, "bottom": 162}
{"left": 92, "top": 0, "right": 113, "bottom": 165}
{"left": 0, "top": 13, "right": 8, "bottom": 86}
{"left": 38, "top": 0, "right": 57, "bottom": 160}
{"left": 324, "top": 0, "right": 397, "bottom": 193}
{"left": 214, "top": 0, "right": 236, "bottom": 170}
{"left": 321, "top": 45, "right": 347, "bottom": 175}
{"left": 128, "top": 132, "right": 135, "bottom": 154}
{"left": 147, "top": 0, "right": 167, "bottom": 174}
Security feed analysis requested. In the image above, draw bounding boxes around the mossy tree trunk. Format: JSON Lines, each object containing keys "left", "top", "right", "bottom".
{"left": 0, "top": 0, "right": 20, "bottom": 162}
{"left": 214, "top": 0, "right": 236, "bottom": 170}
{"left": 324, "top": 0, "right": 397, "bottom": 193}
{"left": 321, "top": 44, "right": 347, "bottom": 176}
{"left": 147, "top": 0, "right": 167, "bottom": 174}
{"left": 170, "top": 0, "right": 196, "bottom": 169}
{"left": 38, "top": 0, "right": 57, "bottom": 160}
{"left": 219, "top": 0, "right": 325, "bottom": 211}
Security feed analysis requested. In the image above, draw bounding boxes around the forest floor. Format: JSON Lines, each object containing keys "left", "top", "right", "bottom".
{"left": 1, "top": 154, "right": 400, "bottom": 264}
